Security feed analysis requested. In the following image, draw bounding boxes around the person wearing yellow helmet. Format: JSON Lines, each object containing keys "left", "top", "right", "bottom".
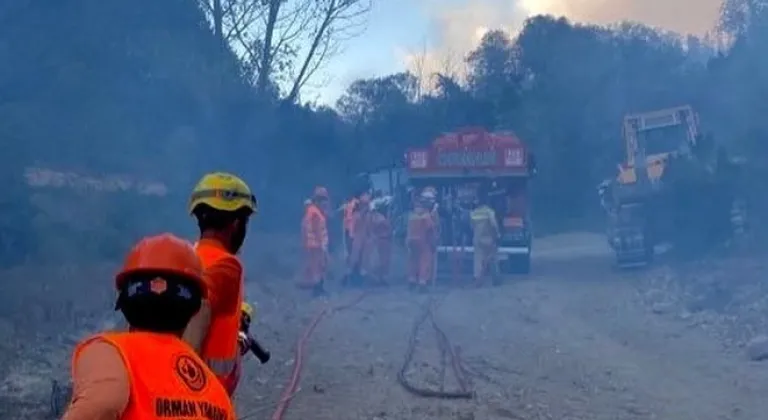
{"left": 188, "top": 172, "right": 257, "bottom": 253}
{"left": 183, "top": 172, "right": 256, "bottom": 396}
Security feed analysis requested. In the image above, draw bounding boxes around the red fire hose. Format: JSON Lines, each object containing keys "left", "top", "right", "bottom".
{"left": 270, "top": 292, "right": 367, "bottom": 420}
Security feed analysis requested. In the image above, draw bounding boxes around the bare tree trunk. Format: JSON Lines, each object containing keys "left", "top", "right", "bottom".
{"left": 256, "top": 0, "right": 281, "bottom": 94}
{"left": 212, "top": 0, "right": 224, "bottom": 45}
{"left": 285, "top": 3, "right": 334, "bottom": 103}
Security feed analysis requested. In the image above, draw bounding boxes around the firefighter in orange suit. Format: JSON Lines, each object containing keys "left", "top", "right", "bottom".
{"left": 342, "top": 195, "right": 360, "bottom": 258}
{"left": 64, "top": 234, "right": 236, "bottom": 420}
{"left": 185, "top": 172, "right": 256, "bottom": 396}
{"left": 302, "top": 186, "right": 330, "bottom": 296}
{"left": 345, "top": 194, "right": 372, "bottom": 287}
{"left": 407, "top": 195, "right": 438, "bottom": 293}
{"left": 368, "top": 197, "right": 393, "bottom": 285}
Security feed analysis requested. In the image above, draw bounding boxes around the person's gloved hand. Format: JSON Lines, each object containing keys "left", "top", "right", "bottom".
{"left": 238, "top": 331, "right": 250, "bottom": 356}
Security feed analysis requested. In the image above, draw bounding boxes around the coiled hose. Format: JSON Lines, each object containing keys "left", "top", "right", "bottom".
{"left": 397, "top": 297, "right": 474, "bottom": 399}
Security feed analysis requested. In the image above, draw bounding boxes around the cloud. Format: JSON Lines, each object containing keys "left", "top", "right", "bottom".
{"left": 402, "top": 0, "right": 723, "bottom": 86}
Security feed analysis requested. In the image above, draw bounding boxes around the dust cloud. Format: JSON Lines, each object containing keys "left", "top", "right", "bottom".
{"left": 404, "top": 0, "right": 723, "bottom": 81}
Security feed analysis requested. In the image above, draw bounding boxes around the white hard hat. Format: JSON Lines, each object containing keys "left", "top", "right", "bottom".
{"left": 371, "top": 195, "right": 393, "bottom": 211}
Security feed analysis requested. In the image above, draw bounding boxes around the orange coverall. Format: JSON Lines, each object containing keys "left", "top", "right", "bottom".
{"left": 367, "top": 211, "right": 392, "bottom": 283}
{"left": 343, "top": 198, "right": 359, "bottom": 257}
{"left": 301, "top": 203, "right": 328, "bottom": 287}
{"left": 406, "top": 208, "right": 437, "bottom": 286}
{"left": 194, "top": 239, "right": 243, "bottom": 395}
{"left": 347, "top": 207, "right": 372, "bottom": 277}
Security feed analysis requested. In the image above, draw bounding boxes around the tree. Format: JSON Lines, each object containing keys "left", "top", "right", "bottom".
{"left": 719, "top": 0, "right": 768, "bottom": 38}
{"left": 283, "top": 0, "right": 372, "bottom": 103}
{"left": 199, "top": 0, "right": 371, "bottom": 101}
{"left": 466, "top": 30, "right": 524, "bottom": 128}
{"left": 336, "top": 73, "right": 419, "bottom": 123}
{"left": 10, "top": 0, "right": 768, "bottom": 267}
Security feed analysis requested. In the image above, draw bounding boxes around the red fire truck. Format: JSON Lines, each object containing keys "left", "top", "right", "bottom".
{"left": 405, "top": 127, "right": 535, "bottom": 278}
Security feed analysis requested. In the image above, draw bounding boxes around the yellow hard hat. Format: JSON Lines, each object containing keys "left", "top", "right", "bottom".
{"left": 189, "top": 172, "right": 257, "bottom": 215}
{"left": 241, "top": 301, "right": 255, "bottom": 318}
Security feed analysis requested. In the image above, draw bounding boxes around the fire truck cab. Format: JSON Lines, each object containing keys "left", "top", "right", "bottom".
{"left": 405, "top": 127, "right": 535, "bottom": 278}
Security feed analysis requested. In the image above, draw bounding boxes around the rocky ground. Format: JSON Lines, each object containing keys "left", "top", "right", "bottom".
{"left": 2, "top": 232, "right": 768, "bottom": 419}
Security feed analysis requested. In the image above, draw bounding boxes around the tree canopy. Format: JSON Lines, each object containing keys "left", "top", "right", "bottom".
{"left": 2, "top": 0, "right": 768, "bottom": 263}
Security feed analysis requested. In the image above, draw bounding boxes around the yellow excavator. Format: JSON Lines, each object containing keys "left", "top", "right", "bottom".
{"left": 599, "top": 105, "right": 746, "bottom": 268}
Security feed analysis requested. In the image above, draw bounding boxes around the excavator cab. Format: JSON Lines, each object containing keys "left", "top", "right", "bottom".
{"left": 602, "top": 105, "right": 745, "bottom": 268}
{"left": 617, "top": 105, "right": 698, "bottom": 190}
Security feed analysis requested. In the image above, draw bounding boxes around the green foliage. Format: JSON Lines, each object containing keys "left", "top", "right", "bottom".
{"left": 335, "top": 12, "right": 768, "bottom": 228}
{"left": 3, "top": 2, "right": 768, "bottom": 264}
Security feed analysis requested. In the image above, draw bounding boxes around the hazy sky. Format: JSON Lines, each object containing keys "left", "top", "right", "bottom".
{"left": 306, "top": 0, "right": 723, "bottom": 105}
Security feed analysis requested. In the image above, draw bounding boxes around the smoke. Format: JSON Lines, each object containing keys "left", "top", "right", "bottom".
{"left": 403, "top": 0, "right": 723, "bottom": 84}
{"left": 519, "top": 0, "right": 722, "bottom": 35}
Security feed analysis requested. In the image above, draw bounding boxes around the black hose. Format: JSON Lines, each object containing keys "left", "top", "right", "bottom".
{"left": 247, "top": 334, "right": 271, "bottom": 364}
{"left": 50, "top": 380, "right": 72, "bottom": 418}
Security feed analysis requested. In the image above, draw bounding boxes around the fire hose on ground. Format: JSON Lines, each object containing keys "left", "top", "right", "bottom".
{"left": 267, "top": 292, "right": 368, "bottom": 420}
{"left": 52, "top": 290, "right": 472, "bottom": 419}
{"left": 397, "top": 297, "right": 474, "bottom": 400}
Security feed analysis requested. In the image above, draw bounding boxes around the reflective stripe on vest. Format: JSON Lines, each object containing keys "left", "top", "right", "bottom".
{"left": 194, "top": 241, "right": 243, "bottom": 395}
{"left": 73, "top": 332, "right": 236, "bottom": 420}
{"left": 205, "top": 357, "right": 237, "bottom": 378}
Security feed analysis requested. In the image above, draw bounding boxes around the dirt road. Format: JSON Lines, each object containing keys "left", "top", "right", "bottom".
{"left": 2, "top": 233, "right": 768, "bottom": 419}
{"left": 236, "top": 233, "right": 768, "bottom": 420}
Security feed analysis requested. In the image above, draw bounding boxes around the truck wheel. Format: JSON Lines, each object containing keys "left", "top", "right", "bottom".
{"left": 516, "top": 252, "right": 531, "bottom": 274}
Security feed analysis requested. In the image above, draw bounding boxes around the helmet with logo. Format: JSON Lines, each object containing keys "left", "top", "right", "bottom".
{"left": 189, "top": 172, "right": 257, "bottom": 215}
{"left": 115, "top": 233, "right": 206, "bottom": 332}
{"left": 116, "top": 233, "right": 204, "bottom": 292}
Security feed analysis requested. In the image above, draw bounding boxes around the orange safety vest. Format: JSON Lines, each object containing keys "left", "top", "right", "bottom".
{"left": 303, "top": 203, "right": 328, "bottom": 249}
{"left": 343, "top": 198, "right": 359, "bottom": 233}
{"left": 194, "top": 240, "right": 243, "bottom": 395}
{"left": 72, "top": 332, "right": 235, "bottom": 420}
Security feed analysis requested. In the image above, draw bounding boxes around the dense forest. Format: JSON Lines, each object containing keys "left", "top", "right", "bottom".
{"left": 1, "top": 0, "right": 768, "bottom": 264}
